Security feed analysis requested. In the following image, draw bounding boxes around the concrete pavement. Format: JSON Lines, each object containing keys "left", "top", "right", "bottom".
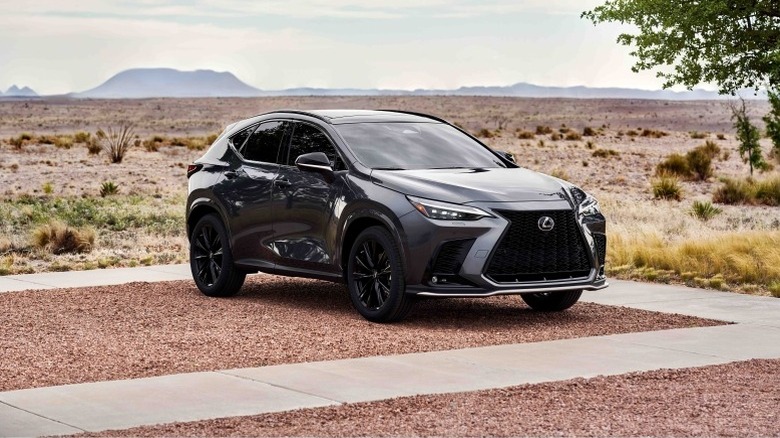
{"left": 1, "top": 267, "right": 779, "bottom": 436}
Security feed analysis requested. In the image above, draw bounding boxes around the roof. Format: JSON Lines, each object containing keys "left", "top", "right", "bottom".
{"left": 266, "top": 109, "right": 444, "bottom": 125}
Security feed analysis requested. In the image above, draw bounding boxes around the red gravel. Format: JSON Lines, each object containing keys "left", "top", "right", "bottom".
{"left": 78, "top": 359, "right": 780, "bottom": 437}
{"left": 0, "top": 275, "right": 722, "bottom": 391}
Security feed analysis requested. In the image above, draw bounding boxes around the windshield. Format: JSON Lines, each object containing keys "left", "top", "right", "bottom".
{"left": 334, "top": 122, "right": 506, "bottom": 170}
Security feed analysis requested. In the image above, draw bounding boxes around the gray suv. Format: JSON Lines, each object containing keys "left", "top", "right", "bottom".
{"left": 186, "top": 110, "right": 607, "bottom": 322}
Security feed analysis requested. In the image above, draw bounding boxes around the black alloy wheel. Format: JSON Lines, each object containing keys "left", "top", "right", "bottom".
{"left": 520, "top": 290, "right": 582, "bottom": 311}
{"left": 347, "top": 226, "right": 414, "bottom": 322}
{"left": 190, "top": 213, "right": 245, "bottom": 297}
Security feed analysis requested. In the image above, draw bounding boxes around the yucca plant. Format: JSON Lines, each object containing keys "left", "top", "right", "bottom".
{"left": 96, "top": 123, "right": 136, "bottom": 163}
{"left": 690, "top": 200, "right": 721, "bottom": 221}
{"left": 100, "top": 181, "right": 119, "bottom": 197}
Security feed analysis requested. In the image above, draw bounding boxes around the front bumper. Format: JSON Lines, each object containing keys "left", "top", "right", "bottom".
{"left": 398, "top": 199, "right": 607, "bottom": 297}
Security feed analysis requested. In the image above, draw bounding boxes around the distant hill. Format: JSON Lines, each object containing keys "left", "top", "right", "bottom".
{"left": 3, "top": 85, "right": 38, "bottom": 97}
{"left": 69, "top": 67, "right": 760, "bottom": 100}
{"left": 73, "top": 68, "right": 261, "bottom": 98}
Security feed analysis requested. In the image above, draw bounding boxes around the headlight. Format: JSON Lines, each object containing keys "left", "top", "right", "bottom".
{"left": 579, "top": 195, "right": 601, "bottom": 216}
{"left": 570, "top": 186, "right": 600, "bottom": 216}
{"left": 407, "top": 196, "right": 493, "bottom": 221}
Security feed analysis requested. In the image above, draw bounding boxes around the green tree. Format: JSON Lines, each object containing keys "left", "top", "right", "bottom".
{"left": 763, "top": 89, "right": 780, "bottom": 160}
{"left": 731, "top": 100, "right": 767, "bottom": 175}
{"left": 582, "top": 1, "right": 780, "bottom": 94}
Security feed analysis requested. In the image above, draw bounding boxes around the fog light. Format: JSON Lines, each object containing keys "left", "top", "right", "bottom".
{"left": 431, "top": 276, "right": 438, "bottom": 284}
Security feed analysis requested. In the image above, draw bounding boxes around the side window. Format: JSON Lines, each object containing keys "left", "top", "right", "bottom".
{"left": 229, "top": 124, "right": 256, "bottom": 151}
{"left": 240, "top": 121, "right": 288, "bottom": 164}
{"left": 288, "top": 123, "right": 343, "bottom": 169}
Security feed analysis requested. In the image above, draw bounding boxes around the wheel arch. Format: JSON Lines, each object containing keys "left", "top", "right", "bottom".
{"left": 338, "top": 208, "right": 408, "bottom": 279}
{"left": 187, "top": 198, "right": 229, "bottom": 239}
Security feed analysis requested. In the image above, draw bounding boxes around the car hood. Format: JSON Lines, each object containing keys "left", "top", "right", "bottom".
{"left": 370, "top": 167, "right": 570, "bottom": 204}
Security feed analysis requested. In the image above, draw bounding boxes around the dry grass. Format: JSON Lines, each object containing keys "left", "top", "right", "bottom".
{"left": 32, "top": 221, "right": 95, "bottom": 254}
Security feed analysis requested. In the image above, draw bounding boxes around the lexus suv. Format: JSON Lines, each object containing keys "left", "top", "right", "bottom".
{"left": 186, "top": 110, "right": 607, "bottom": 322}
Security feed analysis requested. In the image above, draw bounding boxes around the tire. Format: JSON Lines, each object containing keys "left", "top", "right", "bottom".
{"left": 521, "top": 290, "right": 582, "bottom": 311}
{"left": 189, "top": 213, "right": 245, "bottom": 297}
{"left": 346, "top": 226, "right": 415, "bottom": 322}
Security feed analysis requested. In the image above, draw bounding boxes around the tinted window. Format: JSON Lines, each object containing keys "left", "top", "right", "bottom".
{"left": 240, "top": 121, "right": 287, "bottom": 164}
{"left": 334, "top": 122, "right": 505, "bottom": 170}
{"left": 288, "top": 123, "right": 342, "bottom": 169}
{"left": 229, "top": 124, "right": 256, "bottom": 150}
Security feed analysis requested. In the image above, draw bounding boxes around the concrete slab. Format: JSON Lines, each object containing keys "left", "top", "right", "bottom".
{"left": 143, "top": 264, "right": 191, "bottom": 276}
{"left": 607, "top": 324, "right": 780, "bottom": 361}
{"left": 1, "top": 265, "right": 191, "bottom": 293}
{"left": 583, "top": 280, "right": 780, "bottom": 324}
{"left": 0, "top": 401, "right": 82, "bottom": 436}
{"left": 0, "top": 277, "right": 56, "bottom": 293}
{"left": 0, "top": 372, "right": 338, "bottom": 433}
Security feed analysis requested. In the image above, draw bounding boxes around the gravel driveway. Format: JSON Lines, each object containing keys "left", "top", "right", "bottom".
{"left": 1, "top": 275, "right": 722, "bottom": 391}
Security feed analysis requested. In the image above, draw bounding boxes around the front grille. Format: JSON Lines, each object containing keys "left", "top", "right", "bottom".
{"left": 486, "top": 210, "right": 591, "bottom": 283}
{"left": 432, "top": 239, "right": 474, "bottom": 275}
{"left": 593, "top": 233, "right": 606, "bottom": 266}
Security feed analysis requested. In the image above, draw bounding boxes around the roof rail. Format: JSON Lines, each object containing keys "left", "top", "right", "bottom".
{"left": 376, "top": 109, "right": 452, "bottom": 124}
{"left": 251, "top": 109, "right": 330, "bottom": 123}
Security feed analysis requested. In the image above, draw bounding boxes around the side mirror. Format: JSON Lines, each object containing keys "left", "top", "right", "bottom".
{"left": 496, "top": 150, "right": 516, "bottom": 164}
{"left": 295, "top": 152, "right": 334, "bottom": 181}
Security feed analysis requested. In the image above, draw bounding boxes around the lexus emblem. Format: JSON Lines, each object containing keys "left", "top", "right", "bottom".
{"left": 538, "top": 216, "right": 555, "bottom": 232}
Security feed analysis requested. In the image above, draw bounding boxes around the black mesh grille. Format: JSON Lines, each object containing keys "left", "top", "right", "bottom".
{"left": 594, "top": 233, "right": 606, "bottom": 266}
{"left": 486, "top": 210, "right": 591, "bottom": 283}
{"left": 432, "top": 239, "right": 474, "bottom": 275}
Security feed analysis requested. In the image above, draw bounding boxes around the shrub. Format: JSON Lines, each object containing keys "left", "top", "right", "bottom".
{"left": 74, "top": 131, "right": 91, "bottom": 143}
{"left": 713, "top": 176, "right": 780, "bottom": 206}
{"left": 205, "top": 133, "right": 219, "bottom": 144}
{"left": 550, "top": 132, "right": 562, "bottom": 141}
{"left": 86, "top": 137, "right": 102, "bottom": 155}
{"left": 690, "top": 200, "right": 721, "bottom": 221}
{"left": 716, "top": 133, "right": 726, "bottom": 140}
{"left": 96, "top": 123, "right": 136, "bottom": 163}
{"left": 770, "top": 281, "right": 780, "bottom": 298}
{"left": 583, "top": 126, "right": 596, "bottom": 136}
{"left": 699, "top": 140, "right": 721, "bottom": 159}
{"left": 32, "top": 221, "right": 95, "bottom": 254}
{"left": 53, "top": 135, "right": 73, "bottom": 149}
{"left": 516, "top": 130, "right": 535, "bottom": 139}
{"left": 652, "top": 174, "right": 683, "bottom": 200}
{"left": 690, "top": 131, "right": 708, "bottom": 139}
{"left": 100, "top": 181, "right": 119, "bottom": 197}
{"left": 476, "top": 128, "right": 495, "bottom": 138}
{"left": 626, "top": 130, "right": 639, "bottom": 136}
{"left": 641, "top": 129, "right": 668, "bottom": 138}
{"left": 656, "top": 153, "right": 691, "bottom": 177}
{"left": 535, "top": 125, "right": 553, "bottom": 135}
{"left": 565, "top": 131, "right": 582, "bottom": 141}
{"left": 42, "top": 182, "right": 53, "bottom": 195}
{"left": 9, "top": 133, "right": 33, "bottom": 150}
{"left": 143, "top": 139, "right": 160, "bottom": 152}
{"left": 592, "top": 148, "right": 620, "bottom": 158}
{"left": 549, "top": 169, "right": 570, "bottom": 181}
{"left": 585, "top": 141, "right": 596, "bottom": 150}
{"left": 763, "top": 89, "right": 780, "bottom": 161}
{"left": 685, "top": 148, "right": 713, "bottom": 180}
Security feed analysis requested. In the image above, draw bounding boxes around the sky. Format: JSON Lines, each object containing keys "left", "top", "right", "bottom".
{"left": 0, "top": 0, "right": 677, "bottom": 95}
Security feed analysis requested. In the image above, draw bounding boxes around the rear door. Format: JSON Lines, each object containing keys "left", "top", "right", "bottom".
{"left": 269, "top": 121, "right": 345, "bottom": 273}
{"left": 217, "top": 120, "right": 290, "bottom": 266}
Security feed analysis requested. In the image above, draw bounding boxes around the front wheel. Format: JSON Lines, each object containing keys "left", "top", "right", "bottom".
{"left": 347, "top": 226, "right": 414, "bottom": 323}
{"left": 190, "top": 213, "right": 245, "bottom": 297}
{"left": 521, "top": 290, "right": 582, "bottom": 311}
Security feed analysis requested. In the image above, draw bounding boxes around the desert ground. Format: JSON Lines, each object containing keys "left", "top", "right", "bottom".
{"left": 0, "top": 96, "right": 778, "bottom": 294}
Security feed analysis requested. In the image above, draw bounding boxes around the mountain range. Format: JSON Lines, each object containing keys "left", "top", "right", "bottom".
{"left": 0, "top": 85, "right": 39, "bottom": 97}
{"left": 6, "top": 68, "right": 760, "bottom": 100}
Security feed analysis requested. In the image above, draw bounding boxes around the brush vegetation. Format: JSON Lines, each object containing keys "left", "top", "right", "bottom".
{"left": 713, "top": 176, "right": 780, "bottom": 206}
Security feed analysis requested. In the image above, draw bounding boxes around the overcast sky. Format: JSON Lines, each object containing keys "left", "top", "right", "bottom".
{"left": 0, "top": 0, "right": 679, "bottom": 95}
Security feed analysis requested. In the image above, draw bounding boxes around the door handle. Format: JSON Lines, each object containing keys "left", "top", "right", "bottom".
{"left": 224, "top": 171, "right": 238, "bottom": 180}
{"left": 274, "top": 178, "right": 291, "bottom": 187}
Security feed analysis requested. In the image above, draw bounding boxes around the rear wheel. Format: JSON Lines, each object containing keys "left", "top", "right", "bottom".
{"left": 190, "top": 213, "right": 245, "bottom": 297}
{"left": 347, "top": 226, "right": 414, "bottom": 323}
{"left": 521, "top": 290, "right": 582, "bottom": 311}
